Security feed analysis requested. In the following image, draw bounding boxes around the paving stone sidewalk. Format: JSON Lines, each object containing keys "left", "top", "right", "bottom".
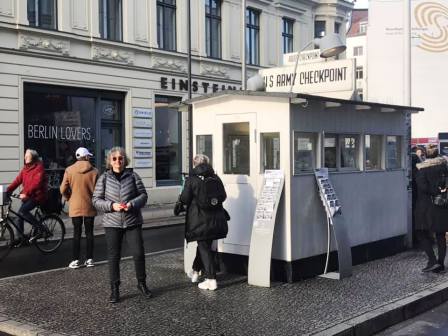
{"left": 1, "top": 249, "right": 448, "bottom": 336}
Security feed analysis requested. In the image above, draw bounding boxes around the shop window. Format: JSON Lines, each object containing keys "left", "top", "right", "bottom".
{"left": 340, "top": 135, "right": 359, "bottom": 169}
{"left": 324, "top": 134, "right": 337, "bottom": 169}
{"left": 99, "top": 0, "right": 123, "bottom": 41}
{"left": 27, "top": 0, "right": 57, "bottom": 30}
{"left": 205, "top": 0, "right": 221, "bottom": 58}
{"left": 155, "top": 95, "right": 182, "bottom": 186}
{"left": 365, "top": 135, "right": 383, "bottom": 170}
{"left": 386, "top": 136, "right": 402, "bottom": 169}
{"left": 223, "top": 122, "right": 250, "bottom": 175}
{"left": 196, "top": 135, "right": 213, "bottom": 166}
{"left": 24, "top": 83, "right": 124, "bottom": 184}
{"left": 261, "top": 133, "right": 280, "bottom": 172}
{"left": 294, "top": 132, "right": 317, "bottom": 174}
{"left": 282, "top": 18, "right": 294, "bottom": 54}
{"left": 157, "top": 0, "right": 177, "bottom": 51}
{"left": 246, "top": 8, "right": 260, "bottom": 65}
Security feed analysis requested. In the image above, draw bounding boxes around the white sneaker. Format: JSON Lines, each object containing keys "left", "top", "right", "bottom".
{"left": 187, "top": 270, "right": 200, "bottom": 283}
{"left": 84, "top": 259, "right": 95, "bottom": 267}
{"left": 68, "top": 260, "right": 81, "bottom": 269}
{"left": 198, "top": 279, "right": 217, "bottom": 291}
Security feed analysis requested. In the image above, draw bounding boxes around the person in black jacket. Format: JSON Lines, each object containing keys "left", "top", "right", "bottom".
{"left": 415, "top": 145, "right": 448, "bottom": 273}
{"left": 180, "top": 154, "right": 228, "bottom": 291}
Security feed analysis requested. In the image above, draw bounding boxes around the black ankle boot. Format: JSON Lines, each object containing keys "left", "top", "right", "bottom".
{"left": 137, "top": 282, "right": 152, "bottom": 299}
{"left": 109, "top": 283, "right": 120, "bottom": 303}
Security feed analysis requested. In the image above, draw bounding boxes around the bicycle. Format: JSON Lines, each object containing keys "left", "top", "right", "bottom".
{"left": 0, "top": 194, "right": 65, "bottom": 261}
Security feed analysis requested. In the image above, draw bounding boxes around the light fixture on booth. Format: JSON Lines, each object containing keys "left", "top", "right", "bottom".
{"left": 289, "top": 33, "right": 347, "bottom": 92}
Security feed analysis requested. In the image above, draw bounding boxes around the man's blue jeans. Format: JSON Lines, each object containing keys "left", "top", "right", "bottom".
{"left": 16, "top": 199, "right": 40, "bottom": 235}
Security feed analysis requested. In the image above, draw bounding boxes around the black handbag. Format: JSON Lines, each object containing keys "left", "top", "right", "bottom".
{"left": 432, "top": 192, "right": 448, "bottom": 208}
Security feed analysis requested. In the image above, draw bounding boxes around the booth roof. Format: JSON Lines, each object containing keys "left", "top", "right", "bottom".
{"left": 177, "top": 90, "right": 423, "bottom": 114}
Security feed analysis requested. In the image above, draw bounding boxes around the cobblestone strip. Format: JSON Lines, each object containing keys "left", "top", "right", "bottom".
{"left": 311, "top": 280, "right": 448, "bottom": 336}
{"left": 0, "top": 314, "right": 68, "bottom": 336}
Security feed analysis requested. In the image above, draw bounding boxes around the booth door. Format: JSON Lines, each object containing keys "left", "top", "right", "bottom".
{"left": 215, "top": 113, "right": 258, "bottom": 255}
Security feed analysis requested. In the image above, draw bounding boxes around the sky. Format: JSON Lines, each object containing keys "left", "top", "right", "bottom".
{"left": 354, "top": 0, "right": 369, "bottom": 9}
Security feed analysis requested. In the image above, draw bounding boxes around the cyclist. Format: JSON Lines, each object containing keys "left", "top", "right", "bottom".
{"left": 7, "top": 149, "right": 48, "bottom": 245}
{"left": 60, "top": 147, "right": 98, "bottom": 269}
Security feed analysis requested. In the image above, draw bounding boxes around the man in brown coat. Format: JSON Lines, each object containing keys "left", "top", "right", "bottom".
{"left": 60, "top": 147, "right": 98, "bottom": 269}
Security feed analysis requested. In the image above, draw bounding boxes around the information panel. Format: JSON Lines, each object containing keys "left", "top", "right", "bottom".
{"left": 248, "top": 170, "right": 284, "bottom": 287}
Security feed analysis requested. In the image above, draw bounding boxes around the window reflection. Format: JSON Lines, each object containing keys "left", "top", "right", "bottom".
{"left": 223, "top": 122, "right": 250, "bottom": 175}
{"left": 196, "top": 135, "right": 213, "bottom": 166}
{"left": 261, "top": 133, "right": 280, "bottom": 171}
{"left": 294, "top": 132, "right": 316, "bottom": 173}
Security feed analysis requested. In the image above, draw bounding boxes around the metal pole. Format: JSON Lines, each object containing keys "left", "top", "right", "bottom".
{"left": 187, "top": 0, "right": 193, "bottom": 173}
{"left": 403, "top": 0, "right": 411, "bottom": 106}
{"left": 241, "top": 0, "right": 246, "bottom": 90}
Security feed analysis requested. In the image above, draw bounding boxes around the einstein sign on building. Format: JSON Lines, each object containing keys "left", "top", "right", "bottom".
{"left": 259, "top": 59, "right": 356, "bottom": 99}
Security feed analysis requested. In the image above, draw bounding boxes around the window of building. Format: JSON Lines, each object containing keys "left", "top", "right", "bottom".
{"left": 223, "top": 122, "right": 250, "bottom": 175}
{"left": 155, "top": 95, "right": 182, "bottom": 186}
{"left": 386, "top": 136, "right": 402, "bottom": 169}
{"left": 261, "top": 133, "right": 280, "bottom": 172}
{"left": 314, "top": 20, "right": 326, "bottom": 38}
{"left": 196, "top": 135, "right": 213, "bottom": 166}
{"left": 359, "top": 22, "right": 367, "bottom": 34}
{"left": 353, "top": 46, "right": 363, "bottom": 56}
{"left": 27, "top": 0, "right": 57, "bottom": 30}
{"left": 324, "top": 134, "right": 337, "bottom": 169}
{"left": 340, "top": 135, "right": 359, "bottom": 169}
{"left": 24, "top": 83, "right": 124, "bottom": 181}
{"left": 205, "top": 0, "right": 221, "bottom": 58}
{"left": 157, "top": 0, "right": 176, "bottom": 51}
{"left": 294, "top": 132, "right": 317, "bottom": 174}
{"left": 282, "top": 18, "right": 294, "bottom": 54}
{"left": 356, "top": 66, "right": 364, "bottom": 79}
{"left": 246, "top": 8, "right": 260, "bottom": 65}
{"left": 334, "top": 22, "right": 341, "bottom": 34}
{"left": 365, "top": 135, "right": 383, "bottom": 170}
{"left": 99, "top": 0, "right": 122, "bottom": 41}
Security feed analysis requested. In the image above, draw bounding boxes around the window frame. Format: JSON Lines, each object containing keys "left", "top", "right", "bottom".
{"left": 282, "top": 17, "right": 294, "bottom": 54}
{"left": 196, "top": 134, "right": 213, "bottom": 167}
{"left": 205, "top": 0, "right": 222, "bottom": 59}
{"left": 293, "top": 131, "right": 318, "bottom": 175}
{"left": 99, "top": 0, "right": 123, "bottom": 42}
{"left": 27, "top": 0, "right": 58, "bottom": 30}
{"left": 339, "top": 134, "right": 360, "bottom": 171}
{"left": 157, "top": 0, "right": 177, "bottom": 51}
{"left": 322, "top": 133, "right": 361, "bottom": 172}
{"left": 385, "top": 135, "right": 403, "bottom": 170}
{"left": 246, "top": 7, "right": 260, "bottom": 65}
{"left": 314, "top": 20, "right": 326, "bottom": 38}
{"left": 260, "top": 132, "right": 281, "bottom": 173}
{"left": 356, "top": 66, "right": 364, "bottom": 80}
{"left": 364, "top": 134, "right": 384, "bottom": 171}
{"left": 354, "top": 46, "right": 363, "bottom": 56}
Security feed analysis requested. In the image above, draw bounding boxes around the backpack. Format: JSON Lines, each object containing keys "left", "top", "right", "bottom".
{"left": 196, "top": 175, "right": 226, "bottom": 210}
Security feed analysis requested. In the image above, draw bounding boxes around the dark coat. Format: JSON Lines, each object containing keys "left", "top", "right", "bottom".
{"left": 92, "top": 168, "right": 148, "bottom": 228}
{"left": 180, "top": 164, "right": 228, "bottom": 242}
{"left": 415, "top": 157, "right": 448, "bottom": 232}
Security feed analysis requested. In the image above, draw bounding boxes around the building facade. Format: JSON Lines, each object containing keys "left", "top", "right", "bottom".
{"left": 0, "top": 0, "right": 352, "bottom": 205}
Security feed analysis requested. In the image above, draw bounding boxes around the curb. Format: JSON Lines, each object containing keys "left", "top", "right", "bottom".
{"left": 311, "top": 280, "right": 448, "bottom": 336}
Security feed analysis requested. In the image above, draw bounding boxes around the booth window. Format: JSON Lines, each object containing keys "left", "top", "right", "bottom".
{"left": 155, "top": 95, "right": 182, "bottom": 186}
{"left": 340, "top": 135, "right": 359, "bottom": 169}
{"left": 386, "top": 136, "right": 402, "bottom": 169}
{"left": 223, "top": 122, "right": 250, "bottom": 175}
{"left": 324, "top": 134, "right": 337, "bottom": 169}
{"left": 365, "top": 135, "right": 383, "bottom": 170}
{"left": 261, "top": 133, "right": 280, "bottom": 172}
{"left": 27, "top": 0, "right": 57, "bottom": 30}
{"left": 196, "top": 135, "right": 213, "bottom": 166}
{"left": 294, "top": 132, "right": 316, "bottom": 174}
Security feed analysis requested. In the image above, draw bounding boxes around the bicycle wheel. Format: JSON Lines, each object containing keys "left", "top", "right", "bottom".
{"left": 0, "top": 223, "right": 14, "bottom": 261}
{"left": 33, "top": 214, "right": 65, "bottom": 253}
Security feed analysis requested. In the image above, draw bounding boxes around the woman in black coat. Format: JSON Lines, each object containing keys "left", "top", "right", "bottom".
{"left": 180, "top": 154, "right": 228, "bottom": 291}
{"left": 415, "top": 145, "right": 448, "bottom": 273}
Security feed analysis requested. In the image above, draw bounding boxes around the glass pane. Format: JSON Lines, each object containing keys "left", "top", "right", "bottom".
{"left": 39, "top": 0, "right": 56, "bottom": 29}
{"left": 365, "top": 135, "right": 382, "bottom": 170}
{"left": 100, "top": 100, "right": 121, "bottom": 121}
{"left": 314, "top": 20, "right": 325, "bottom": 38}
{"left": 340, "top": 135, "right": 358, "bottom": 169}
{"left": 211, "top": 0, "right": 220, "bottom": 16}
{"left": 206, "top": 17, "right": 211, "bottom": 56}
{"left": 196, "top": 135, "right": 213, "bottom": 166}
{"left": 27, "top": 0, "right": 37, "bottom": 26}
{"left": 324, "top": 135, "right": 337, "bottom": 169}
{"left": 165, "top": 7, "right": 176, "bottom": 50}
{"left": 294, "top": 132, "right": 316, "bottom": 173}
{"left": 211, "top": 18, "right": 221, "bottom": 58}
{"left": 386, "top": 136, "right": 402, "bottom": 169}
{"left": 223, "top": 122, "right": 250, "bottom": 175}
{"left": 155, "top": 96, "right": 182, "bottom": 185}
{"left": 262, "top": 133, "right": 280, "bottom": 171}
{"left": 157, "top": 5, "right": 163, "bottom": 47}
{"left": 101, "top": 127, "right": 121, "bottom": 170}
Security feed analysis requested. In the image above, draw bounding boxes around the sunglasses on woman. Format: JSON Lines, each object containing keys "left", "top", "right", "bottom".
{"left": 112, "top": 156, "right": 124, "bottom": 162}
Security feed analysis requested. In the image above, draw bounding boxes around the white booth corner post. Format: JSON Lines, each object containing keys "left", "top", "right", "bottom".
{"left": 248, "top": 170, "right": 285, "bottom": 287}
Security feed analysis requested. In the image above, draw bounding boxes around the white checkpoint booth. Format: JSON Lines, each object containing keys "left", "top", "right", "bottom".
{"left": 183, "top": 91, "right": 422, "bottom": 282}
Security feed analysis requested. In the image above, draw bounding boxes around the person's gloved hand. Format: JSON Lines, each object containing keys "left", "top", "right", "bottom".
{"left": 173, "top": 201, "right": 185, "bottom": 216}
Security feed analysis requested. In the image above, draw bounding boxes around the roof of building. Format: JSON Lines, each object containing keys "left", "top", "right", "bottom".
{"left": 181, "top": 90, "right": 423, "bottom": 113}
{"left": 347, "top": 9, "right": 368, "bottom": 37}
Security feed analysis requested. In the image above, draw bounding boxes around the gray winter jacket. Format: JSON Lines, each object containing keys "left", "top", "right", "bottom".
{"left": 92, "top": 168, "right": 148, "bottom": 228}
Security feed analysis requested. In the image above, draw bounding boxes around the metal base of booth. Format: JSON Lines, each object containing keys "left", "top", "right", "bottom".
{"left": 319, "top": 272, "right": 343, "bottom": 280}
